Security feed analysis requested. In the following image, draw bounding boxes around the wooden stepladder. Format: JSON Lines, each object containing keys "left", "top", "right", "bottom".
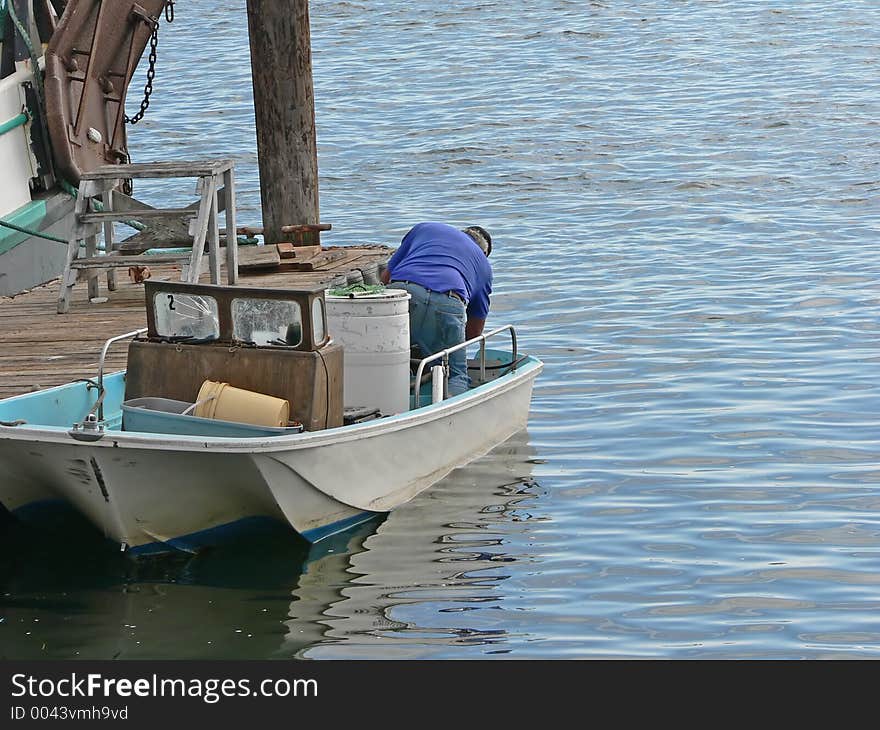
{"left": 57, "top": 159, "right": 238, "bottom": 314}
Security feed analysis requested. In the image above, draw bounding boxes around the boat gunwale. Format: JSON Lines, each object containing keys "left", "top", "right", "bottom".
{"left": 0, "top": 354, "right": 543, "bottom": 453}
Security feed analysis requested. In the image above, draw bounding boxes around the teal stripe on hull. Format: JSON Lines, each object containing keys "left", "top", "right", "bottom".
{"left": 0, "top": 198, "right": 52, "bottom": 255}
{"left": 127, "top": 512, "right": 379, "bottom": 556}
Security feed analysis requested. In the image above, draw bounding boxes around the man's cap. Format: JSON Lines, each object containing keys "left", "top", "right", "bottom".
{"left": 463, "top": 225, "right": 492, "bottom": 256}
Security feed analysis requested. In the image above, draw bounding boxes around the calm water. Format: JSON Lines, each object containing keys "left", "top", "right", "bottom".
{"left": 2, "top": 0, "right": 880, "bottom": 659}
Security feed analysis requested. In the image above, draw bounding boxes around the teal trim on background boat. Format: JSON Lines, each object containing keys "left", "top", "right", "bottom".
{"left": 0, "top": 198, "right": 53, "bottom": 256}
{"left": 0, "top": 190, "right": 77, "bottom": 296}
{"left": 0, "top": 111, "right": 27, "bottom": 136}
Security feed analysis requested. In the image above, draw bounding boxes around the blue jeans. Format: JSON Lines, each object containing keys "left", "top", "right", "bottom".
{"left": 391, "top": 281, "right": 469, "bottom": 395}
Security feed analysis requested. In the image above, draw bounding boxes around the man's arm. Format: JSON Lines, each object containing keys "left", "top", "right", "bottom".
{"left": 465, "top": 316, "right": 485, "bottom": 341}
{"left": 380, "top": 267, "right": 391, "bottom": 285}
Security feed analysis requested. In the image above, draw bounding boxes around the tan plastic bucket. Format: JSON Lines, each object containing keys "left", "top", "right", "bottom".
{"left": 193, "top": 380, "right": 289, "bottom": 427}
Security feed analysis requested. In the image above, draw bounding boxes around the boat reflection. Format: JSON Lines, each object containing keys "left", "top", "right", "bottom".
{"left": 281, "top": 428, "right": 544, "bottom": 658}
{"left": 0, "top": 512, "right": 383, "bottom": 659}
{"left": 0, "top": 428, "right": 543, "bottom": 659}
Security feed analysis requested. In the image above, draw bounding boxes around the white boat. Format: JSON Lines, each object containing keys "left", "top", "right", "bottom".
{"left": 0, "top": 279, "right": 542, "bottom": 556}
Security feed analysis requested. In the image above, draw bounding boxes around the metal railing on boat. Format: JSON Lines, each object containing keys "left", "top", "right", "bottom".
{"left": 97, "top": 328, "right": 147, "bottom": 420}
{"left": 67, "top": 328, "right": 148, "bottom": 440}
{"left": 411, "top": 324, "right": 519, "bottom": 405}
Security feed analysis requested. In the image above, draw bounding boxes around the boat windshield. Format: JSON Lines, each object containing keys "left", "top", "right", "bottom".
{"left": 231, "top": 298, "right": 303, "bottom": 346}
{"left": 153, "top": 293, "right": 220, "bottom": 341}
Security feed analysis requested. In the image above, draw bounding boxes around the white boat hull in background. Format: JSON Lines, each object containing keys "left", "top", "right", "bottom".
{"left": 0, "top": 63, "right": 75, "bottom": 296}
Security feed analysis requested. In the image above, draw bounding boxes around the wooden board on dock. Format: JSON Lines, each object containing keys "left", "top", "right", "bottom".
{"left": 277, "top": 243, "right": 321, "bottom": 260}
{"left": 281, "top": 249, "right": 346, "bottom": 271}
{"left": 238, "top": 244, "right": 281, "bottom": 271}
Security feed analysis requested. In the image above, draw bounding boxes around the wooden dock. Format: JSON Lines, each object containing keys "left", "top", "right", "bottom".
{"left": 0, "top": 244, "right": 393, "bottom": 400}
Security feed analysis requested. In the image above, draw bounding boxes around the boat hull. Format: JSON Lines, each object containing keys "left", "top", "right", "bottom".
{"left": 0, "top": 354, "right": 541, "bottom": 554}
{"left": 0, "top": 191, "right": 76, "bottom": 296}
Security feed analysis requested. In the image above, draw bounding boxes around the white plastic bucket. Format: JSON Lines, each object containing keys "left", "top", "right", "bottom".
{"left": 326, "top": 289, "right": 411, "bottom": 414}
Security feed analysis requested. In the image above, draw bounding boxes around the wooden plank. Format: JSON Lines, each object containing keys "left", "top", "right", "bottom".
{"left": 323, "top": 251, "right": 375, "bottom": 270}
{"left": 79, "top": 208, "right": 197, "bottom": 223}
{"left": 223, "top": 168, "right": 239, "bottom": 285}
{"left": 293, "top": 244, "right": 322, "bottom": 259}
{"left": 83, "top": 160, "right": 233, "bottom": 180}
{"left": 238, "top": 244, "right": 281, "bottom": 271}
{"left": 239, "top": 224, "right": 330, "bottom": 237}
{"left": 280, "top": 250, "right": 346, "bottom": 271}
{"left": 277, "top": 243, "right": 323, "bottom": 260}
{"left": 280, "top": 223, "right": 331, "bottom": 234}
{"left": 71, "top": 254, "right": 190, "bottom": 267}
{"left": 118, "top": 238, "right": 194, "bottom": 253}
{"left": 181, "top": 175, "right": 216, "bottom": 284}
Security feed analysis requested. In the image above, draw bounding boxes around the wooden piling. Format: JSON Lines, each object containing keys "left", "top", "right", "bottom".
{"left": 244, "top": 0, "right": 320, "bottom": 244}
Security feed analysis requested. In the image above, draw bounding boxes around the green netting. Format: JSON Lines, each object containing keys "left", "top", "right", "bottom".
{"left": 327, "top": 283, "right": 387, "bottom": 298}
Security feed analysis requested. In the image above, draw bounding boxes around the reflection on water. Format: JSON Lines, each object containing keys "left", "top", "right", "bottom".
{"left": 0, "top": 431, "right": 542, "bottom": 659}
{"left": 0, "top": 509, "right": 374, "bottom": 659}
{"left": 285, "top": 430, "right": 543, "bottom": 659}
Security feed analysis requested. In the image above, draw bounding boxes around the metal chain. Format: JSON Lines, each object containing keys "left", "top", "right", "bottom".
{"left": 124, "top": 21, "right": 158, "bottom": 125}
{"left": 124, "top": 1, "right": 174, "bottom": 125}
{"left": 122, "top": 150, "right": 133, "bottom": 196}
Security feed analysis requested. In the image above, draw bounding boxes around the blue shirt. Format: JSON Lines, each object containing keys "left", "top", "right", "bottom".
{"left": 387, "top": 222, "right": 493, "bottom": 319}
